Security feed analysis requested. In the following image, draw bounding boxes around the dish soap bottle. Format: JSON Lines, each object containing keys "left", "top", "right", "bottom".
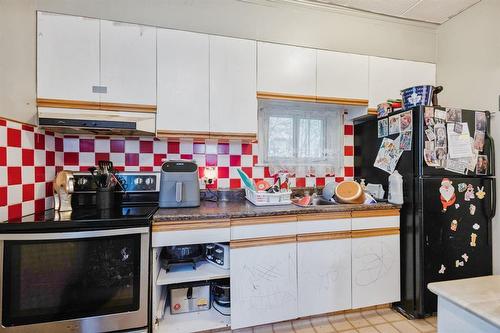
{"left": 388, "top": 170, "right": 404, "bottom": 204}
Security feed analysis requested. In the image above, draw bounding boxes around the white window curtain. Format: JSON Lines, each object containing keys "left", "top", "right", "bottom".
{"left": 258, "top": 100, "right": 344, "bottom": 177}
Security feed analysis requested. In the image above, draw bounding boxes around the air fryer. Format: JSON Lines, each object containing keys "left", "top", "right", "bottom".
{"left": 160, "top": 245, "right": 203, "bottom": 271}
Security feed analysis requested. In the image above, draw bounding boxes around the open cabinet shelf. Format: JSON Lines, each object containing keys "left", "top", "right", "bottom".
{"left": 157, "top": 260, "right": 230, "bottom": 285}
{"left": 157, "top": 306, "right": 231, "bottom": 333}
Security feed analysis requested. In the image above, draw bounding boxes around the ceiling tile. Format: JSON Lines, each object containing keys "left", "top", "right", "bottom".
{"left": 281, "top": 0, "right": 481, "bottom": 24}
{"left": 401, "top": 0, "right": 481, "bottom": 24}
{"left": 344, "top": 0, "right": 421, "bottom": 17}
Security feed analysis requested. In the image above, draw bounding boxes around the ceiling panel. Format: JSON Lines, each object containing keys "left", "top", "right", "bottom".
{"left": 402, "top": 0, "right": 480, "bottom": 24}
{"left": 344, "top": 0, "right": 420, "bottom": 17}
{"left": 283, "top": 0, "right": 481, "bottom": 24}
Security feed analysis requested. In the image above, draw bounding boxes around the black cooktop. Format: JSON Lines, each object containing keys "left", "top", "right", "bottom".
{"left": 0, "top": 172, "right": 160, "bottom": 233}
{"left": 0, "top": 205, "right": 158, "bottom": 233}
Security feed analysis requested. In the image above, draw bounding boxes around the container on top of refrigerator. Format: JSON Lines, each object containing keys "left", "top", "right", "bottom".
{"left": 401, "top": 85, "right": 434, "bottom": 110}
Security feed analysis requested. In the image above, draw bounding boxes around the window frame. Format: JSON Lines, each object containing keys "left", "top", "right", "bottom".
{"left": 258, "top": 99, "right": 345, "bottom": 173}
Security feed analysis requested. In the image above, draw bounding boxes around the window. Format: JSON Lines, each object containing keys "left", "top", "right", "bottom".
{"left": 258, "top": 100, "right": 344, "bottom": 176}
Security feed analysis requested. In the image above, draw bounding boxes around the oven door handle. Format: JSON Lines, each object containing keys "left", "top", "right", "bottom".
{"left": 0, "top": 227, "right": 149, "bottom": 241}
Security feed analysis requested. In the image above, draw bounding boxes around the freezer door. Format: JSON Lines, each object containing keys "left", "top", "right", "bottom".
{"left": 420, "top": 109, "right": 494, "bottom": 177}
{"left": 419, "top": 177, "right": 493, "bottom": 316}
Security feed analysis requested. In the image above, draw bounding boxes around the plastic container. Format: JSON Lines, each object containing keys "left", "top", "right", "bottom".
{"left": 400, "top": 85, "right": 434, "bottom": 110}
{"left": 388, "top": 170, "right": 404, "bottom": 204}
{"left": 245, "top": 187, "right": 292, "bottom": 206}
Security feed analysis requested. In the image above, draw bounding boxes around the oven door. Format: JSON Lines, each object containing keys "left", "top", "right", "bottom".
{"left": 0, "top": 227, "right": 149, "bottom": 333}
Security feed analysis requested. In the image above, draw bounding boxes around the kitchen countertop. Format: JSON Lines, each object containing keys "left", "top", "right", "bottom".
{"left": 153, "top": 201, "right": 399, "bottom": 222}
{"left": 428, "top": 276, "right": 500, "bottom": 328}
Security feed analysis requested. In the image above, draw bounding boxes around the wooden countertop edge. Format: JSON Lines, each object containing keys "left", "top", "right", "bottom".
{"left": 152, "top": 219, "right": 230, "bottom": 232}
{"left": 152, "top": 207, "right": 400, "bottom": 227}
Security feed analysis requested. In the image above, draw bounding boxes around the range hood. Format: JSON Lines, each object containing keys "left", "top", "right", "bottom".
{"left": 37, "top": 102, "right": 156, "bottom": 136}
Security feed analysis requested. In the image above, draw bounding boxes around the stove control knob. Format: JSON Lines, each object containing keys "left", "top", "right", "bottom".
{"left": 145, "top": 177, "right": 154, "bottom": 185}
{"left": 134, "top": 178, "right": 143, "bottom": 185}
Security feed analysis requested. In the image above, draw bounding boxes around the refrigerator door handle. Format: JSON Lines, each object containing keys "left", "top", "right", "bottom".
{"left": 492, "top": 179, "right": 496, "bottom": 219}
{"left": 486, "top": 130, "right": 495, "bottom": 176}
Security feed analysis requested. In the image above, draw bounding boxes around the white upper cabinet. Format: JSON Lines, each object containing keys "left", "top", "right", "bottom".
{"left": 37, "top": 12, "right": 100, "bottom": 101}
{"left": 157, "top": 29, "right": 209, "bottom": 133}
{"left": 317, "top": 50, "right": 369, "bottom": 100}
{"left": 100, "top": 21, "right": 156, "bottom": 105}
{"left": 209, "top": 36, "right": 257, "bottom": 134}
{"left": 369, "top": 56, "right": 436, "bottom": 107}
{"left": 257, "top": 42, "right": 316, "bottom": 96}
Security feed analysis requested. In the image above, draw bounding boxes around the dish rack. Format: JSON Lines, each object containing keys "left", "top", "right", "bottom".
{"left": 245, "top": 187, "right": 292, "bottom": 206}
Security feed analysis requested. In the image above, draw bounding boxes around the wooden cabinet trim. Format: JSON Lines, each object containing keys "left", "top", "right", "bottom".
{"left": 257, "top": 91, "right": 317, "bottom": 103}
{"left": 257, "top": 92, "right": 369, "bottom": 107}
{"left": 156, "top": 129, "right": 211, "bottom": 139}
{"left": 297, "top": 211, "right": 351, "bottom": 221}
{"left": 368, "top": 107, "right": 378, "bottom": 115}
{"left": 230, "top": 235, "right": 297, "bottom": 248}
{"left": 209, "top": 131, "right": 257, "bottom": 141}
{"left": 351, "top": 227, "right": 400, "bottom": 238}
{"left": 231, "top": 215, "right": 298, "bottom": 226}
{"left": 316, "top": 96, "right": 368, "bottom": 106}
{"left": 152, "top": 219, "right": 230, "bottom": 232}
{"left": 351, "top": 209, "right": 400, "bottom": 218}
{"left": 37, "top": 98, "right": 156, "bottom": 113}
{"left": 297, "top": 231, "right": 351, "bottom": 242}
{"left": 156, "top": 130, "right": 256, "bottom": 141}
{"left": 99, "top": 102, "right": 156, "bottom": 113}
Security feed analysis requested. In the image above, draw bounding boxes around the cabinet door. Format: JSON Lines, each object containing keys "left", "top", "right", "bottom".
{"left": 209, "top": 36, "right": 257, "bottom": 134}
{"left": 230, "top": 242, "right": 298, "bottom": 329}
{"left": 257, "top": 42, "right": 316, "bottom": 96}
{"left": 368, "top": 56, "right": 436, "bottom": 107}
{"left": 37, "top": 12, "right": 99, "bottom": 101}
{"left": 100, "top": 20, "right": 156, "bottom": 105}
{"left": 317, "top": 50, "right": 369, "bottom": 100}
{"left": 297, "top": 237, "right": 351, "bottom": 316}
{"left": 351, "top": 234, "right": 400, "bottom": 308}
{"left": 157, "top": 29, "right": 209, "bottom": 133}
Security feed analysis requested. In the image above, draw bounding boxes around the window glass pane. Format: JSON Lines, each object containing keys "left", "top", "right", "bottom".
{"left": 309, "top": 118, "right": 323, "bottom": 158}
{"left": 268, "top": 116, "right": 294, "bottom": 158}
{"left": 298, "top": 118, "right": 324, "bottom": 158}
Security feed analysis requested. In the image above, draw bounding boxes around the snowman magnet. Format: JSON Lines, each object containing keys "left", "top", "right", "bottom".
{"left": 439, "top": 178, "right": 456, "bottom": 212}
{"left": 450, "top": 220, "right": 458, "bottom": 232}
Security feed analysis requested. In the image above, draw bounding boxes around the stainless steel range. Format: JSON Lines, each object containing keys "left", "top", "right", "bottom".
{"left": 0, "top": 172, "right": 159, "bottom": 333}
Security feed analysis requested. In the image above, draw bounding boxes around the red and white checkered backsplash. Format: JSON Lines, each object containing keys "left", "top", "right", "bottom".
{"left": 0, "top": 117, "right": 354, "bottom": 221}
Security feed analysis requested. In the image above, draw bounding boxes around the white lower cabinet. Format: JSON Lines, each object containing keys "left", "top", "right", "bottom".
{"left": 230, "top": 241, "right": 298, "bottom": 329}
{"left": 297, "top": 236, "right": 351, "bottom": 317}
{"left": 351, "top": 234, "right": 400, "bottom": 308}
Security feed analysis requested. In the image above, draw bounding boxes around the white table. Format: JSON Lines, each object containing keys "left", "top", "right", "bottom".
{"left": 428, "top": 276, "right": 500, "bottom": 333}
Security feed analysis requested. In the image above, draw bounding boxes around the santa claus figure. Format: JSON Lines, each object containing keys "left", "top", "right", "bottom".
{"left": 439, "top": 178, "right": 456, "bottom": 212}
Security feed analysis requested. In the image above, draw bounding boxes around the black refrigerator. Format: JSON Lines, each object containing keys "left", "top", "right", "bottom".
{"left": 354, "top": 106, "right": 495, "bottom": 318}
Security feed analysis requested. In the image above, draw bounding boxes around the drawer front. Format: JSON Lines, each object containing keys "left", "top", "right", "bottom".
{"left": 351, "top": 210, "right": 399, "bottom": 230}
{"left": 152, "top": 227, "right": 230, "bottom": 247}
{"left": 231, "top": 222, "right": 297, "bottom": 240}
{"left": 297, "top": 218, "right": 351, "bottom": 234}
{"left": 230, "top": 216, "right": 297, "bottom": 240}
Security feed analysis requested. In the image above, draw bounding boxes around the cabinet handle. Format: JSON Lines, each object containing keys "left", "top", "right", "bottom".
{"left": 92, "top": 86, "right": 107, "bottom": 94}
